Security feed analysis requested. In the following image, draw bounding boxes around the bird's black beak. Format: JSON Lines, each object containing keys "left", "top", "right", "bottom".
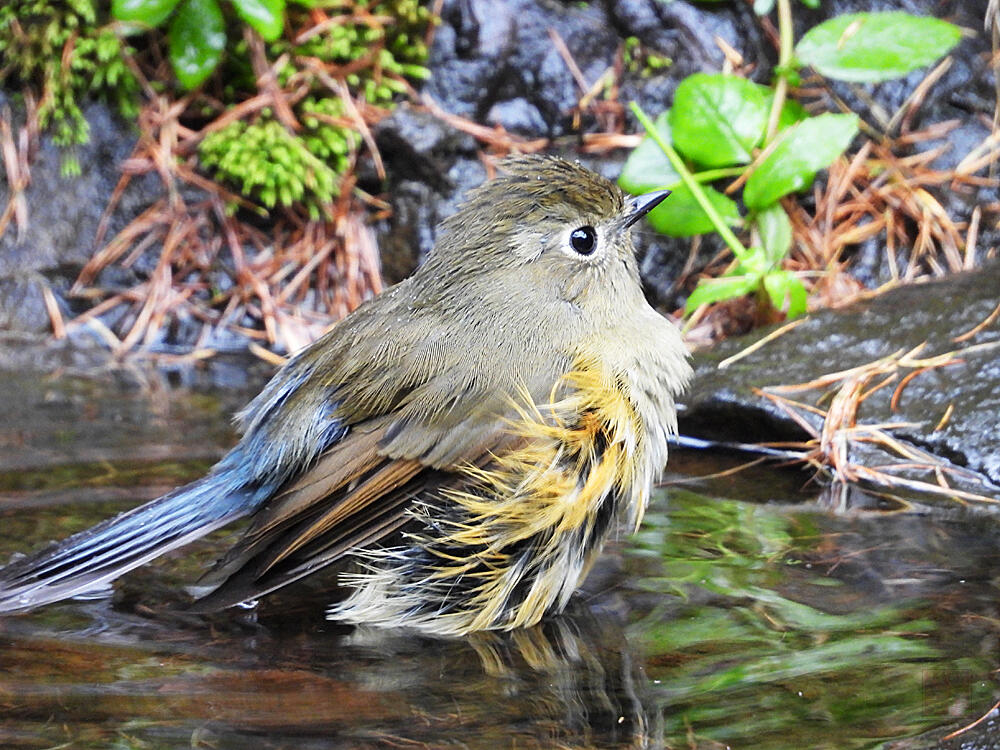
{"left": 623, "top": 189, "right": 671, "bottom": 229}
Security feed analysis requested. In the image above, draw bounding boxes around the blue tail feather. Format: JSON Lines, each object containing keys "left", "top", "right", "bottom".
{"left": 0, "top": 374, "right": 349, "bottom": 614}
{"left": 0, "top": 466, "right": 261, "bottom": 613}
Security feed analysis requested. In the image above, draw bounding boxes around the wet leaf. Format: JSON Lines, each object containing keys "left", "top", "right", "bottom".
{"left": 755, "top": 203, "right": 792, "bottom": 266}
{"left": 619, "top": 111, "right": 680, "bottom": 193}
{"left": 685, "top": 274, "right": 759, "bottom": 313}
{"left": 113, "top": 0, "right": 181, "bottom": 26}
{"left": 796, "top": 12, "right": 961, "bottom": 83}
{"left": 232, "top": 0, "right": 286, "bottom": 42}
{"left": 647, "top": 182, "right": 740, "bottom": 238}
{"left": 744, "top": 113, "right": 858, "bottom": 209}
{"left": 763, "top": 270, "right": 808, "bottom": 317}
{"left": 670, "top": 74, "right": 769, "bottom": 167}
{"left": 169, "top": 0, "right": 226, "bottom": 89}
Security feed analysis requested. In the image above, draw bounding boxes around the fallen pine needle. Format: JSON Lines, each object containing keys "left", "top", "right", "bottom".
{"left": 659, "top": 457, "right": 770, "bottom": 486}
{"left": 940, "top": 700, "right": 1000, "bottom": 741}
{"left": 41, "top": 285, "right": 65, "bottom": 340}
{"left": 718, "top": 318, "right": 807, "bottom": 369}
{"left": 249, "top": 341, "right": 288, "bottom": 367}
{"left": 953, "top": 300, "right": 1000, "bottom": 343}
{"left": 934, "top": 403, "right": 954, "bottom": 431}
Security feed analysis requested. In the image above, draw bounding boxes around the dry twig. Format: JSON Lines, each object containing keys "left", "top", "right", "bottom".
{"left": 756, "top": 341, "right": 1000, "bottom": 504}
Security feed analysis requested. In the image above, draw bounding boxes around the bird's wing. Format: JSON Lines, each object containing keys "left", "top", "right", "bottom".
{"left": 190, "top": 284, "right": 567, "bottom": 610}
{"left": 189, "top": 402, "right": 521, "bottom": 612}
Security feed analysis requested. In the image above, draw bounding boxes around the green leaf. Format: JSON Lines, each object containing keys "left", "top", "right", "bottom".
{"left": 619, "top": 111, "right": 680, "bottom": 193}
{"left": 232, "top": 0, "right": 285, "bottom": 42}
{"left": 670, "top": 74, "right": 769, "bottom": 168}
{"left": 744, "top": 113, "right": 858, "bottom": 209}
{"left": 755, "top": 203, "right": 792, "bottom": 267}
{"left": 113, "top": 0, "right": 181, "bottom": 26}
{"left": 763, "top": 270, "right": 808, "bottom": 317}
{"left": 761, "top": 91, "right": 809, "bottom": 133}
{"left": 685, "top": 274, "right": 760, "bottom": 314}
{"left": 734, "top": 245, "right": 769, "bottom": 277}
{"left": 787, "top": 278, "right": 808, "bottom": 317}
{"left": 169, "top": 0, "right": 226, "bottom": 89}
{"left": 795, "top": 12, "right": 962, "bottom": 83}
{"left": 647, "top": 181, "right": 741, "bottom": 237}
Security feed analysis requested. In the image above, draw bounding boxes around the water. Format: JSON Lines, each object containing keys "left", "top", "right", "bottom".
{"left": 0, "top": 369, "right": 997, "bottom": 749}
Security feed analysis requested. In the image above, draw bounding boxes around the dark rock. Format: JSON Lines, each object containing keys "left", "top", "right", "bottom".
{"left": 486, "top": 97, "right": 548, "bottom": 134}
{"left": 0, "top": 103, "right": 159, "bottom": 277}
{"left": 426, "top": 0, "right": 619, "bottom": 136}
{"left": 888, "top": 707, "right": 1000, "bottom": 750}
{"left": 0, "top": 102, "right": 162, "bottom": 334}
{"left": 0, "top": 276, "right": 50, "bottom": 333}
{"left": 608, "top": 0, "right": 763, "bottom": 78}
{"left": 374, "top": 103, "right": 478, "bottom": 186}
{"left": 680, "top": 262, "right": 1000, "bottom": 494}
{"left": 375, "top": 104, "right": 487, "bottom": 282}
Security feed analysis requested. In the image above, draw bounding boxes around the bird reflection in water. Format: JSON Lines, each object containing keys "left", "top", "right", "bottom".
{"left": 333, "top": 602, "right": 657, "bottom": 749}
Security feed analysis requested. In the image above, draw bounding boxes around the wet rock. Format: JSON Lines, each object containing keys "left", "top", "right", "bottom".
{"left": 427, "top": 0, "right": 618, "bottom": 136}
{"left": 680, "top": 261, "right": 1000, "bottom": 494}
{"left": 890, "top": 707, "right": 1000, "bottom": 750}
{"left": 486, "top": 97, "right": 548, "bottom": 134}
{"left": 0, "top": 101, "right": 161, "bottom": 332}
{"left": 374, "top": 104, "right": 485, "bottom": 282}
{"left": 609, "top": 0, "right": 765, "bottom": 81}
{"left": 0, "top": 277, "right": 49, "bottom": 334}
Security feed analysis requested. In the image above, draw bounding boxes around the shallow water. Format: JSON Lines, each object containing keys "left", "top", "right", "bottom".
{"left": 0, "top": 369, "right": 998, "bottom": 749}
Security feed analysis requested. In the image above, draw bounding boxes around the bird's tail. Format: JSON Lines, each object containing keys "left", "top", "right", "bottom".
{"left": 0, "top": 467, "right": 257, "bottom": 614}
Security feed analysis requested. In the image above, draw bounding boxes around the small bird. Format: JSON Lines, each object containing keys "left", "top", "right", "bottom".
{"left": 0, "top": 156, "right": 691, "bottom": 636}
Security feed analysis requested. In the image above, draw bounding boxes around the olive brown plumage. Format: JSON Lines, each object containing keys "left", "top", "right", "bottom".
{"left": 0, "top": 156, "right": 691, "bottom": 635}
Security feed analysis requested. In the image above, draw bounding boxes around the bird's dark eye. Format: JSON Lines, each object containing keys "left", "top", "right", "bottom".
{"left": 569, "top": 226, "right": 597, "bottom": 255}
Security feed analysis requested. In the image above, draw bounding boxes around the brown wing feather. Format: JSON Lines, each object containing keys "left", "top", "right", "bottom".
{"left": 187, "top": 468, "right": 430, "bottom": 612}
{"left": 232, "top": 417, "right": 396, "bottom": 557}
{"left": 187, "top": 417, "right": 511, "bottom": 613}
{"left": 188, "top": 292, "right": 556, "bottom": 613}
{"left": 258, "top": 456, "right": 424, "bottom": 570}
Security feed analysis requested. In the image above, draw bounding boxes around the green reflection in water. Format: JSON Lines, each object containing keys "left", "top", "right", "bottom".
{"left": 625, "top": 489, "right": 996, "bottom": 750}
{"left": 1, "top": 371, "right": 998, "bottom": 749}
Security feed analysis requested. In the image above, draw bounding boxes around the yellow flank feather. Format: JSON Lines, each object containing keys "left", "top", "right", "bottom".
{"left": 445, "top": 363, "right": 641, "bottom": 544}
{"left": 332, "top": 357, "right": 654, "bottom": 635}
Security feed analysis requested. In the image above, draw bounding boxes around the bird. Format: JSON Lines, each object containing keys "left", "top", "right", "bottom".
{"left": 0, "top": 155, "right": 692, "bottom": 636}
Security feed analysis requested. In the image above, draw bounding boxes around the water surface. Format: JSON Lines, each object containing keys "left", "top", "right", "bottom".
{"left": 0, "top": 369, "right": 997, "bottom": 749}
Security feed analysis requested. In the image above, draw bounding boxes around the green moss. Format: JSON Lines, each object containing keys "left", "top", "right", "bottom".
{"left": 200, "top": 0, "right": 433, "bottom": 216}
{"left": 300, "top": 96, "right": 358, "bottom": 166}
{"left": 199, "top": 117, "right": 343, "bottom": 219}
{"left": 0, "top": 0, "right": 140, "bottom": 175}
{"left": 268, "top": 1, "right": 431, "bottom": 107}
{"left": 623, "top": 36, "right": 672, "bottom": 78}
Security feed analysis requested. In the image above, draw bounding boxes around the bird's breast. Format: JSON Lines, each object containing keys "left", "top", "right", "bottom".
{"left": 330, "top": 357, "right": 661, "bottom": 635}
